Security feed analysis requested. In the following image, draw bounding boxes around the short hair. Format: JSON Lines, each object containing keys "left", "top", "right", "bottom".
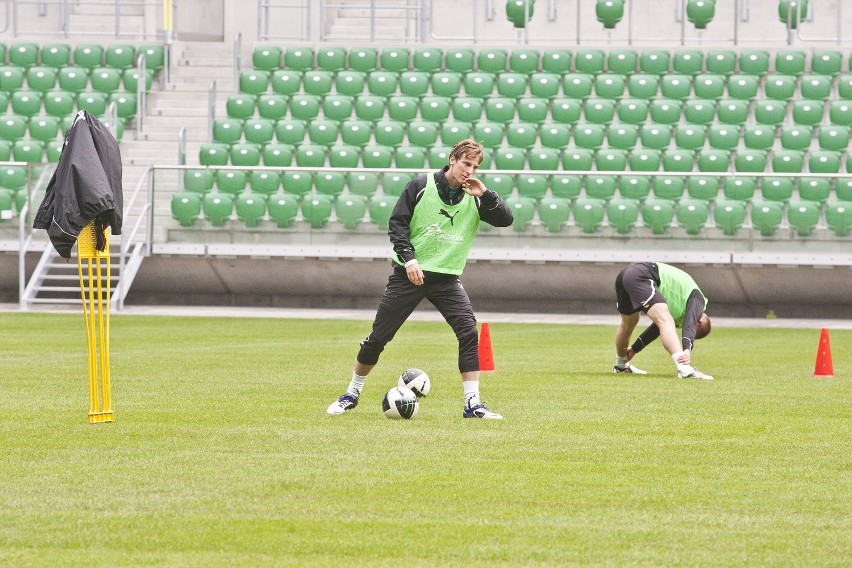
{"left": 696, "top": 313, "right": 712, "bottom": 340}
{"left": 449, "top": 138, "right": 484, "bottom": 164}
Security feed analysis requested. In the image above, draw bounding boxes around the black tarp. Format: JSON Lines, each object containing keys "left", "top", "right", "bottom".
{"left": 33, "top": 110, "right": 123, "bottom": 258}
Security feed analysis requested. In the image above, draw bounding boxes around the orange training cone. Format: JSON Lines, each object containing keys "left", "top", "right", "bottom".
{"left": 478, "top": 322, "right": 495, "bottom": 373}
{"left": 814, "top": 328, "right": 834, "bottom": 378}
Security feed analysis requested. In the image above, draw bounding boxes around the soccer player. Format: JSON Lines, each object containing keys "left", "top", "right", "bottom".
{"left": 327, "top": 139, "right": 514, "bottom": 418}
{"left": 613, "top": 262, "right": 714, "bottom": 379}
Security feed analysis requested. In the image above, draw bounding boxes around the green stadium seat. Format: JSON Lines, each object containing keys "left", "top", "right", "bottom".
{"left": 295, "top": 144, "right": 327, "bottom": 167}
{"left": 363, "top": 145, "right": 394, "bottom": 169}
{"left": 419, "top": 96, "right": 450, "bottom": 122}
{"left": 573, "top": 124, "right": 605, "bottom": 150}
{"left": 138, "top": 44, "right": 166, "bottom": 73}
{"left": 289, "top": 94, "right": 321, "bottom": 121}
{"left": 248, "top": 171, "right": 281, "bottom": 195}
{"left": 505, "top": 122, "right": 538, "bottom": 149}
{"left": 256, "top": 94, "right": 288, "bottom": 121}
{"left": 337, "top": 119, "right": 370, "bottom": 147}
{"left": 275, "top": 118, "right": 306, "bottom": 146}
{"left": 10, "top": 90, "right": 42, "bottom": 116}
{"left": 653, "top": 176, "right": 685, "bottom": 201}
{"left": 354, "top": 95, "right": 385, "bottom": 122}
{"left": 284, "top": 46, "right": 314, "bottom": 71}
{"left": 627, "top": 74, "right": 659, "bottom": 99}
{"left": 683, "top": 99, "right": 716, "bottom": 125}
{"left": 72, "top": 44, "right": 104, "bottom": 70}
{"left": 212, "top": 118, "right": 242, "bottom": 145}
{"left": 825, "top": 201, "right": 852, "bottom": 236}
{"left": 430, "top": 72, "right": 461, "bottom": 97}
{"left": 538, "top": 197, "right": 571, "bottom": 233}
{"left": 575, "top": 49, "right": 606, "bottom": 75}
{"left": 616, "top": 99, "right": 648, "bottom": 125}
{"left": 829, "top": 100, "right": 852, "bottom": 126}
{"left": 775, "top": 50, "right": 806, "bottom": 76}
{"left": 594, "top": 74, "right": 625, "bottom": 99}
{"left": 307, "top": 118, "right": 340, "bottom": 146}
{"left": 444, "top": 48, "right": 474, "bottom": 73}
{"left": 698, "top": 149, "right": 730, "bottom": 172}
{"left": 528, "top": 148, "right": 561, "bottom": 170}
{"left": 639, "top": 124, "right": 672, "bottom": 150}
{"left": 440, "top": 121, "right": 472, "bottom": 146}
{"left": 25, "top": 66, "right": 57, "bottom": 92}
{"left": 585, "top": 175, "right": 617, "bottom": 201}
{"left": 549, "top": 98, "right": 581, "bottom": 124}
{"left": 562, "top": 148, "right": 595, "bottom": 171}
{"left": 606, "top": 197, "right": 640, "bottom": 234}
{"left": 674, "top": 124, "right": 706, "bottom": 150}
{"left": 75, "top": 91, "right": 107, "bottom": 116}
{"left": 494, "top": 147, "right": 527, "bottom": 170}
{"left": 550, "top": 175, "right": 582, "bottom": 200}
{"left": 779, "top": 125, "right": 812, "bottom": 151}
{"left": 28, "top": 116, "right": 60, "bottom": 142}
{"left": 303, "top": 70, "right": 334, "bottom": 96}
{"left": 815, "top": 125, "right": 846, "bottom": 151}
{"left": 791, "top": 100, "right": 825, "bottom": 126}
{"left": 641, "top": 198, "right": 674, "bottom": 234}
{"left": 619, "top": 175, "right": 651, "bottom": 201}
{"left": 596, "top": 149, "right": 628, "bottom": 171}
{"left": 713, "top": 199, "right": 746, "bottom": 235}
{"left": 583, "top": 98, "right": 615, "bottom": 124}
{"left": 573, "top": 197, "right": 605, "bottom": 233}
{"left": 0, "top": 165, "right": 27, "bottom": 191}
{"left": 726, "top": 74, "right": 759, "bottom": 100}
{"left": 753, "top": 100, "right": 787, "bottom": 126}
{"left": 347, "top": 47, "right": 378, "bottom": 73}
{"left": 496, "top": 72, "right": 528, "bottom": 98}
{"left": 750, "top": 200, "right": 783, "bottom": 236}
{"left": 738, "top": 50, "right": 770, "bottom": 76}
{"left": 692, "top": 74, "right": 725, "bottom": 99}
{"left": 639, "top": 50, "right": 670, "bottom": 75}
{"left": 837, "top": 76, "right": 852, "bottom": 99}
{"left": 104, "top": 44, "right": 136, "bottom": 69}
{"left": 743, "top": 125, "right": 775, "bottom": 151}
{"left": 529, "top": 73, "right": 561, "bottom": 99}
{"left": 226, "top": 93, "right": 256, "bottom": 120}
{"left": 123, "top": 66, "right": 154, "bottom": 92}
{"left": 686, "top": 0, "right": 715, "bottom": 29}
{"left": 270, "top": 70, "right": 301, "bottom": 96}
{"left": 109, "top": 92, "right": 137, "bottom": 119}
{"left": 677, "top": 197, "right": 710, "bottom": 235}
{"left": 398, "top": 71, "right": 430, "bottom": 97}
{"left": 811, "top": 50, "right": 843, "bottom": 76}
{"left": 809, "top": 151, "right": 841, "bottom": 173}
{"left": 799, "top": 75, "right": 833, "bottom": 100}
{"left": 649, "top": 99, "right": 682, "bottom": 125}
{"left": 541, "top": 49, "right": 571, "bottom": 74}
{"left": 267, "top": 193, "right": 300, "bottom": 228}
{"left": 509, "top": 48, "right": 540, "bottom": 74}
{"left": 348, "top": 172, "right": 380, "bottom": 198}
{"left": 334, "top": 70, "right": 365, "bottom": 97}
{"left": 474, "top": 121, "right": 505, "bottom": 149}
{"left": 327, "top": 143, "right": 360, "bottom": 168}
{"left": 734, "top": 149, "right": 768, "bottom": 173}
{"left": 505, "top": 196, "right": 536, "bottom": 232}
{"left": 301, "top": 194, "right": 333, "bottom": 229}
{"left": 662, "top": 149, "right": 694, "bottom": 172}
{"left": 480, "top": 173, "right": 515, "bottom": 199}
{"left": 238, "top": 70, "right": 269, "bottom": 95}
{"left": 561, "top": 73, "right": 593, "bottom": 99}
{"left": 316, "top": 46, "right": 347, "bottom": 72}
{"left": 707, "top": 124, "right": 740, "bottom": 151}
{"left": 202, "top": 193, "right": 233, "bottom": 226}
{"left": 314, "top": 172, "right": 345, "bottom": 198}
{"left": 183, "top": 169, "right": 215, "bottom": 193}
{"left": 452, "top": 96, "right": 483, "bottom": 123}
{"left": 334, "top": 194, "right": 367, "bottom": 229}
{"left": 723, "top": 177, "right": 756, "bottom": 201}
{"left": 629, "top": 149, "right": 662, "bottom": 171}
{"left": 282, "top": 172, "right": 314, "bottom": 197}
{"left": 797, "top": 178, "right": 831, "bottom": 204}
{"left": 40, "top": 43, "right": 71, "bottom": 68}
{"left": 0, "top": 140, "right": 14, "bottom": 162}
{"left": 236, "top": 193, "right": 267, "bottom": 228}
{"left": 608, "top": 49, "right": 638, "bottom": 75}
{"left": 43, "top": 89, "right": 75, "bottom": 117}
{"left": 595, "top": 0, "right": 624, "bottom": 29}
{"left": 477, "top": 48, "right": 507, "bottom": 74}
{"left": 716, "top": 99, "right": 750, "bottom": 125}
{"left": 687, "top": 176, "right": 720, "bottom": 201}
{"left": 517, "top": 97, "right": 548, "bottom": 124}
{"left": 394, "top": 146, "right": 426, "bottom": 169}
{"left": 412, "top": 47, "right": 443, "bottom": 73}
{"left": 659, "top": 74, "right": 692, "bottom": 101}
{"left": 0, "top": 115, "right": 26, "bottom": 141}
{"left": 407, "top": 120, "right": 440, "bottom": 147}
{"left": 761, "top": 177, "right": 794, "bottom": 202}
{"left": 368, "top": 195, "right": 396, "bottom": 229}
{"left": 215, "top": 170, "right": 247, "bottom": 194}
{"left": 786, "top": 200, "right": 820, "bottom": 236}
{"left": 8, "top": 42, "right": 38, "bottom": 67}
{"left": 607, "top": 124, "right": 639, "bottom": 150}
{"left": 538, "top": 124, "right": 570, "bottom": 149}
{"left": 706, "top": 50, "right": 737, "bottom": 75}
{"left": 55, "top": 66, "right": 88, "bottom": 94}
{"left": 517, "top": 175, "right": 548, "bottom": 200}
{"left": 171, "top": 192, "right": 202, "bottom": 226}
{"left": 772, "top": 150, "right": 804, "bottom": 173}
{"left": 764, "top": 75, "right": 796, "bottom": 100}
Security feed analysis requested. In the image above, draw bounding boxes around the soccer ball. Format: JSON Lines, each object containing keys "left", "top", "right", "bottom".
{"left": 398, "top": 368, "right": 431, "bottom": 398}
{"left": 382, "top": 386, "right": 419, "bottom": 419}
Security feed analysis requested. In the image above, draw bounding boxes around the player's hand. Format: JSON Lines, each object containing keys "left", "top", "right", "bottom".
{"left": 677, "top": 349, "right": 691, "bottom": 364}
{"left": 406, "top": 262, "right": 424, "bottom": 286}
{"left": 461, "top": 177, "right": 486, "bottom": 197}
{"left": 626, "top": 347, "right": 637, "bottom": 362}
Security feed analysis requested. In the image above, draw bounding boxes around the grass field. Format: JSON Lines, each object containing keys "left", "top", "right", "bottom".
{"left": 1, "top": 311, "right": 850, "bottom": 567}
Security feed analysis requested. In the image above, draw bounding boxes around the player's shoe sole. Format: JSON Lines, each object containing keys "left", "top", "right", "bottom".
{"left": 326, "top": 393, "right": 359, "bottom": 415}
{"left": 614, "top": 363, "right": 647, "bottom": 374}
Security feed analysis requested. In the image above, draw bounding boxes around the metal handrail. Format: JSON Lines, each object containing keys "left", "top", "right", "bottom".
{"left": 114, "top": 165, "right": 153, "bottom": 310}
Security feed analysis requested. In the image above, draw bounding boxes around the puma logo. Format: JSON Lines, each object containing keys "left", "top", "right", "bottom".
{"left": 439, "top": 209, "right": 458, "bottom": 225}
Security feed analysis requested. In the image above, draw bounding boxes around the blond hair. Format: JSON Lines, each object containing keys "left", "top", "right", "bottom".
{"left": 449, "top": 139, "right": 484, "bottom": 164}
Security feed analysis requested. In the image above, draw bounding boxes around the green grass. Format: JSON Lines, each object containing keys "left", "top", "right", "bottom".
{"left": 1, "top": 312, "right": 850, "bottom": 567}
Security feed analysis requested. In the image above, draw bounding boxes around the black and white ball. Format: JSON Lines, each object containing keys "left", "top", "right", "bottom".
{"left": 398, "top": 368, "right": 431, "bottom": 398}
{"left": 382, "top": 386, "right": 419, "bottom": 419}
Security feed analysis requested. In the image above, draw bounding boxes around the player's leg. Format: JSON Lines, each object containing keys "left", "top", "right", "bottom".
{"left": 429, "top": 278, "right": 502, "bottom": 419}
{"left": 613, "top": 266, "right": 648, "bottom": 374}
{"left": 644, "top": 303, "right": 711, "bottom": 379}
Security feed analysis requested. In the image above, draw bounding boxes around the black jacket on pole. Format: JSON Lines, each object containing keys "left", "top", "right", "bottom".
{"left": 33, "top": 110, "right": 123, "bottom": 259}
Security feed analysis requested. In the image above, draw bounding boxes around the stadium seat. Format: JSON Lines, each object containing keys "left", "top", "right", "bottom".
{"left": 659, "top": 74, "right": 691, "bottom": 101}
{"left": 809, "top": 151, "right": 841, "bottom": 174}
{"left": 275, "top": 119, "right": 306, "bottom": 146}
{"left": 11, "top": 90, "right": 42, "bottom": 116}
{"left": 538, "top": 124, "right": 569, "bottom": 149}
{"left": 716, "top": 100, "right": 750, "bottom": 125}
{"left": 726, "top": 75, "right": 759, "bottom": 100}
{"left": 607, "top": 49, "right": 638, "bottom": 75}
{"left": 282, "top": 172, "right": 314, "bottom": 197}
{"left": 183, "top": 169, "right": 215, "bottom": 193}
{"left": 252, "top": 45, "right": 282, "bottom": 71}
{"left": 573, "top": 197, "right": 605, "bottom": 233}
{"left": 800, "top": 75, "right": 833, "bottom": 101}
{"left": 642, "top": 198, "right": 675, "bottom": 234}
{"left": 753, "top": 100, "right": 787, "bottom": 126}
{"left": 25, "top": 66, "right": 57, "bottom": 93}
{"left": 517, "top": 175, "right": 548, "bottom": 200}
{"left": 550, "top": 175, "right": 582, "bottom": 200}
{"left": 505, "top": 196, "right": 536, "bottom": 232}
{"left": 811, "top": 50, "right": 843, "bottom": 76}
{"left": 596, "top": 149, "right": 628, "bottom": 171}
{"left": 338, "top": 119, "right": 371, "bottom": 147}
{"left": 761, "top": 177, "right": 794, "bottom": 202}
{"left": 480, "top": 173, "right": 515, "bottom": 199}
{"left": 707, "top": 124, "right": 740, "bottom": 151}
{"left": 573, "top": 124, "right": 605, "bottom": 150}
{"left": 723, "top": 177, "right": 756, "bottom": 201}
{"left": 109, "top": 92, "right": 137, "bottom": 119}
{"left": 40, "top": 43, "right": 71, "bottom": 68}
{"left": 354, "top": 95, "right": 385, "bottom": 122}
{"left": 738, "top": 50, "right": 770, "bottom": 76}
{"left": 549, "top": 98, "right": 582, "bottom": 124}
{"left": 528, "top": 148, "right": 561, "bottom": 171}
{"left": 283, "top": 46, "right": 314, "bottom": 71}
{"left": 697, "top": 149, "right": 730, "bottom": 173}
{"left": 477, "top": 48, "right": 507, "bottom": 74}
{"left": 618, "top": 176, "right": 650, "bottom": 202}
{"left": 314, "top": 172, "right": 345, "bottom": 198}
{"left": 334, "top": 70, "right": 365, "bottom": 97}
{"left": 505, "top": 123, "right": 538, "bottom": 149}
{"left": 674, "top": 124, "right": 706, "bottom": 150}
{"left": 838, "top": 75, "right": 852, "bottom": 99}
{"left": 662, "top": 149, "right": 694, "bottom": 172}
{"left": 825, "top": 201, "right": 852, "bottom": 236}
{"left": 104, "top": 44, "right": 136, "bottom": 69}
{"left": 829, "top": 100, "right": 852, "bottom": 126}
{"left": 538, "top": 197, "right": 571, "bottom": 233}
{"left": 171, "top": 192, "right": 202, "bottom": 226}
{"left": 818, "top": 125, "right": 849, "bottom": 151}
{"left": 640, "top": 50, "right": 670, "bottom": 76}
{"left": 595, "top": 1, "right": 624, "bottom": 29}
{"left": 594, "top": 74, "right": 625, "bottom": 99}
{"left": 652, "top": 176, "right": 685, "bottom": 201}
{"left": 367, "top": 71, "right": 398, "bottom": 97}
{"left": 775, "top": 50, "right": 806, "bottom": 76}
{"left": 686, "top": 0, "right": 715, "bottom": 29}
{"left": 412, "top": 47, "right": 443, "bottom": 73}
{"left": 8, "top": 42, "right": 38, "bottom": 67}
{"left": 137, "top": 44, "right": 165, "bottom": 73}
{"left": 43, "top": 90, "right": 75, "bottom": 117}
{"left": 607, "top": 124, "right": 639, "bottom": 150}
{"left": 321, "top": 95, "right": 353, "bottom": 122}
{"left": 394, "top": 147, "right": 426, "bottom": 169}
{"left": 295, "top": 144, "right": 327, "bottom": 168}
{"left": 267, "top": 194, "right": 300, "bottom": 228}
{"left": 328, "top": 144, "right": 360, "bottom": 168}
{"left": 335, "top": 194, "right": 367, "bottom": 230}
{"left": 444, "top": 47, "right": 474, "bottom": 73}
{"left": 368, "top": 196, "right": 395, "bottom": 230}
{"left": 838, "top": 179, "right": 852, "bottom": 201}
{"left": 215, "top": 170, "right": 247, "bottom": 194}
{"left": 743, "top": 126, "right": 775, "bottom": 151}
{"left": 303, "top": 70, "right": 334, "bottom": 97}
{"left": 706, "top": 50, "right": 737, "bottom": 75}
{"left": 562, "top": 148, "right": 595, "bottom": 171}
{"left": 693, "top": 74, "right": 725, "bottom": 100}
{"left": 226, "top": 93, "right": 256, "bottom": 120}
{"left": 627, "top": 74, "right": 659, "bottom": 99}
{"left": 347, "top": 47, "right": 378, "bottom": 73}
{"left": 269, "top": 69, "right": 301, "bottom": 96}
{"left": 779, "top": 125, "right": 813, "bottom": 151}
{"left": 616, "top": 99, "right": 649, "bottom": 125}
{"left": 452, "top": 96, "right": 483, "bottom": 123}
{"left": 629, "top": 149, "right": 662, "bottom": 172}
{"left": 399, "top": 71, "right": 430, "bottom": 98}
{"left": 198, "top": 143, "right": 229, "bottom": 166}
{"left": 541, "top": 49, "right": 571, "bottom": 74}
{"left": 786, "top": 200, "right": 820, "bottom": 236}
{"left": 407, "top": 120, "right": 440, "bottom": 147}
{"left": 316, "top": 46, "right": 346, "bottom": 72}
{"left": 347, "top": 172, "right": 380, "bottom": 198}
{"left": 363, "top": 145, "right": 394, "bottom": 168}
{"left": 249, "top": 171, "right": 281, "bottom": 196}
{"left": 212, "top": 118, "right": 242, "bottom": 145}
{"left": 202, "top": 193, "right": 234, "bottom": 226}
{"left": 441, "top": 122, "right": 473, "bottom": 146}
{"left": 764, "top": 74, "right": 796, "bottom": 100}
{"left": 229, "top": 143, "right": 261, "bottom": 167}
{"left": 687, "top": 176, "right": 720, "bottom": 201}
{"left": 494, "top": 147, "right": 527, "bottom": 170}
{"left": 238, "top": 70, "right": 269, "bottom": 95}
{"left": 574, "top": 49, "right": 606, "bottom": 75}
{"left": 529, "top": 73, "right": 561, "bottom": 99}
{"left": 606, "top": 197, "right": 639, "bottom": 234}
{"left": 517, "top": 98, "right": 549, "bottom": 124}
{"left": 430, "top": 72, "right": 461, "bottom": 98}
{"left": 713, "top": 199, "right": 746, "bottom": 235}
{"left": 301, "top": 194, "right": 333, "bottom": 229}
{"left": 474, "top": 121, "right": 505, "bottom": 149}
{"left": 383, "top": 173, "right": 412, "bottom": 198}
{"left": 791, "top": 100, "right": 825, "bottom": 126}
{"left": 674, "top": 197, "right": 709, "bottom": 235}
{"left": 236, "top": 193, "right": 268, "bottom": 228}
{"left": 649, "top": 99, "right": 682, "bottom": 125}
{"left": 683, "top": 99, "right": 716, "bottom": 125}
{"left": 289, "top": 94, "right": 321, "bottom": 121}
{"left": 585, "top": 175, "right": 617, "bottom": 201}
{"left": 496, "top": 72, "right": 528, "bottom": 98}
{"left": 772, "top": 150, "right": 804, "bottom": 173}
{"left": 307, "top": 119, "right": 340, "bottom": 146}
{"left": 750, "top": 200, "right": 783, "bottom": 236}
{"left": 639, "top": 124, "right": 672, "bottom": 150}
{"left": 28, "top": 116, "right": 60, "bottom": 142}
{"left": 55, "top": 66, "right": 88, "bottom": 94}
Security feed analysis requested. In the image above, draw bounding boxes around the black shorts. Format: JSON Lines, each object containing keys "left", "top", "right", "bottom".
{"left": 615, "top": 262, "right": 665, "bottom": 315}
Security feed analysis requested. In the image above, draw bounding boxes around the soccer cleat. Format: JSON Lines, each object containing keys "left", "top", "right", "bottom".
{"left": 614, "top": 362, "right": 647, "bottom": 375}
{"left": 326, "top": 393, "right": 359, "bottom": 415}
{"left": 677, "top": 368, "right": 714, "bottom": 380}
{"left": 463, "top": 401, "right": 503, "bottom": 419}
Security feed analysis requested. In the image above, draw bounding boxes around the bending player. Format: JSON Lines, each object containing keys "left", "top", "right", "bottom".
{"left": 613, "top": 262, "right": 713, "bottom": 379}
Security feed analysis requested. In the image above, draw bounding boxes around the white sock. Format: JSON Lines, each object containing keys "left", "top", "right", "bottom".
{"left": 615, "top": 355, "right": 628, "bottom": 367}
{"left": 671, "top": 352, "right": 694, "bottom": 375}
{"left": 463, "top": 380, "right": 480, "bottom": 407}
{"left": 347, "top": 372, "right": 367, "bottom": 397}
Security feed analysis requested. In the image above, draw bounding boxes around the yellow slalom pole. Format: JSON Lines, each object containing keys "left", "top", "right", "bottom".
{"left": 77, "top": 222, "right": 114, "bottom": 424}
